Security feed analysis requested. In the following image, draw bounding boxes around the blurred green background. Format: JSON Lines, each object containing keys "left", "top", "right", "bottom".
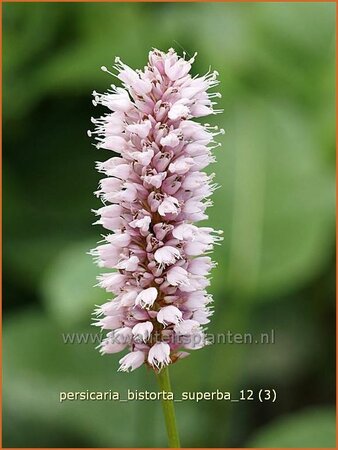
{"left": 3, "top": 2, "right": 336, "bottom": 448}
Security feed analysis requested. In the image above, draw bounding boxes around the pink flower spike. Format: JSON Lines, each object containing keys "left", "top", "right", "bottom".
{"left": 90, "top": 48, "right": 222, "bottom": 372}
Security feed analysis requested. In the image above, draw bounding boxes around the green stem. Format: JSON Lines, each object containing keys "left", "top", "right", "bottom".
{"left": 156, "top": 366, "right": 181, "bottom": 448}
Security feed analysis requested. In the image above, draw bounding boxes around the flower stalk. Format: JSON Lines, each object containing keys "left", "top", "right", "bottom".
{"left": 157, "top": 367, "right": 181, "bottom": 448}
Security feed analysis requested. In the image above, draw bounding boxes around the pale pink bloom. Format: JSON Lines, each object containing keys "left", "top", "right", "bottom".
{"left": 119, "top": 290, "right": 139, "bottom": 307}
{"left": 188, "top": 257, "right": 214, "bottom": 275}
{"left": 96, "top": 156, "right": 125, "bottom": 175}
{"left": 106, "top": 232, "right": 131, "bottom": 248}
{"left": 143, "top": 171, "right": 167, "bottom": 189}
{"left": 92, "top": 87, "right": 132, "bottom": 112}
{"left": 160, "top": 132, "right": 180, "bottom": 148}
{"left": 148, "top": 342, "right": 171, "bottom": 370}
{"left": 129, "top": 307, "right": 149, "bottom": 321}
{"left": 157, "top": 306, "right": 182, "bottom": 326}
{"left": 158, "top": 196, "right": 180, "bottom": 216}
{"left": 105, "top": 163, "right": 131, "bottom": 179}
{"left": 98, "top": 273, "right": 126, "bottom": 293}
{"left": 97, "top": 177, "right": 122, "bottom": 195}
{"left": 183, "top": 330, "right": 207, "bottom": 350}
{"left": 130, "top": 148, "right": 154, "bottom": 166}
{"left": 130, "top": 215, "right": 151, "bottom": 234}
{"left": 154, "top": 246, "right": 181, "bottom": 266}
{"left": 94, "top": 300, "right": 120, "bottom": 316}
{"left": 168, "top": 102, "right": 190, "bottom": 120}
{"left": 164, "top": 52, "right": 195, "bottom": 80}
{"left": 116, "top": 255, "right": 140, "bottom": 271}
{"left": 169, "top": 157, "right": 194, "bottom": 175}
{"left": 172, "top": 223, "right": 198, "bottom": 241}
{"left": 118, "top": 351, "right": 145, "bottom": 372}
{"left": 192, "top": 308, "right": 212, "bottom": 325}
{"left": 166, "top": 266, "right": 190, "bottom": 286}
{"left": 135, "top": 287, "right": 158, "bottom": 309}
{"left": 98, "top": 135, "right": 127, "bottom": 152}
{"left": 95, "top": 204, "right": 122, "bottom": 218}
{"left": 174, "top": 319, "right": 201, "bottom": 335}
{"left": 184, "top": 291, "right": 212, "bottom": 309}
{"left": 132, "top": 321, "right": 153, "bottom": 342}
{"left": 99, "top": 340, "right": 127, "bottom": 355}
{"left": 90, "top": 48, "right": 222, "bottom": 372}
{"left": 179, "top": 274, "right": 209, "bottom": 292}
{"left": 126, "top": 120, "right": 152, "bottom": 138}
{"left": 94, "top": 315, "right": 123, "bottom": 330}
{"left": 111, "top": 327, "right": 133, "bottom": 344}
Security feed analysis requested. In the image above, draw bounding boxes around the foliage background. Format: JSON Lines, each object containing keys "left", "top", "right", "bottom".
{"left": 3, "top": 2, "right": 336, "bottom": 448}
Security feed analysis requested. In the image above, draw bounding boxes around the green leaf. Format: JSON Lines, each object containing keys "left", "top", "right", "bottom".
{"left": 40, "top": 241, "right": 107, "bottom": 327}
{"left": 211, "top": 98, "right": 334, "bottom": 301}
{"left": 247, "top": 408, "right": 336, "bottom": 448}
